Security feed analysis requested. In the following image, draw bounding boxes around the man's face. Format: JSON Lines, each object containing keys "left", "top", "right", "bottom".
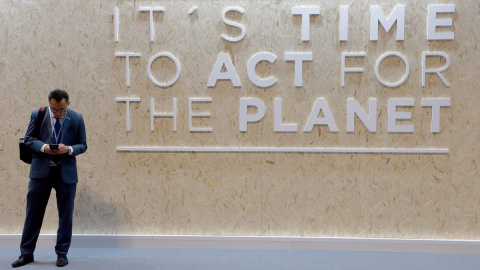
{"left": 49, "top": 98, "right": 69, "bottom": 118}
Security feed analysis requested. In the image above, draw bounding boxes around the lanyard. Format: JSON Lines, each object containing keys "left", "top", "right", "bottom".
{"left": 50, "top": 112, "right": 67, "bottom": 144}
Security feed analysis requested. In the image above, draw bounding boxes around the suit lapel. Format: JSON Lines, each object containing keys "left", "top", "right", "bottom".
{"left": 61, "top": 113, "right": 72, "bottom": 143}
{"left": 41, "top": 107, "right": 52, "bottom": 143}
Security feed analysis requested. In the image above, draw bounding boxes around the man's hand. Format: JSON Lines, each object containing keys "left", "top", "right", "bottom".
{"left": 45, "top": 144, "right": 70, "bottom": 155}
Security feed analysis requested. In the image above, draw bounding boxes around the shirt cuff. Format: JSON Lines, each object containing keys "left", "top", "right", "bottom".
{"left": 41, "top": 144, "right": 47, "bottom": 153}
{"left": 69, "top": 146, "right": 73, "bottom": 155}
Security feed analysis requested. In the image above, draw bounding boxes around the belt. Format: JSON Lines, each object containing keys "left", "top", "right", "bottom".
{"left": 50, "top": 161, "right": 61, "bottom": 167}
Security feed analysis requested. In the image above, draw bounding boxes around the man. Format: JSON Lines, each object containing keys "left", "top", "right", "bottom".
{"left": 12, "top": 89, "right": 87, "bottom": 268}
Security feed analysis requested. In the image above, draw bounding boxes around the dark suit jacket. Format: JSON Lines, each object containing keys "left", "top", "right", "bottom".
{"left": 24, "top": 107, "right": 87, "bottom": 184}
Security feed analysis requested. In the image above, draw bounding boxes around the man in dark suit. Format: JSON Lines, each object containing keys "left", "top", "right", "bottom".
{"left": 12, "top": 89, "right": 87, "bottom": 268}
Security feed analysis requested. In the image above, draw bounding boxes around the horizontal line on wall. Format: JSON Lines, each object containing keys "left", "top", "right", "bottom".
{"left": 116, "top": 146, "right": 449, "bottom": 154}
{"left": 1, "top": 235, "right": 479, "bottom": 254}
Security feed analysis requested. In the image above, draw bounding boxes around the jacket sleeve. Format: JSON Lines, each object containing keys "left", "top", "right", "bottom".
{"left": 71, "top": 113, "right": 87, "bottom": 156}
{"left": 24, "top": 109, "right": 46, "bottom": 153}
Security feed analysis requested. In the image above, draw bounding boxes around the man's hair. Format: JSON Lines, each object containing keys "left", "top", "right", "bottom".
{"left": 48, "top": 88, "right": 69, "bottom": 103}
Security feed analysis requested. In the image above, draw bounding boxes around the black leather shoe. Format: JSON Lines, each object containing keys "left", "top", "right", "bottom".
{"left": 56, "top": 255, "right": 68, "bottom": 267}
{"left": 11, "top": 254, "right": 34, "bottom": 268}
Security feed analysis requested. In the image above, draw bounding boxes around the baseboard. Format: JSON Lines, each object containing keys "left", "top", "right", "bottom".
{"left": 1, "top": 234, "right": 480, "bottom": 254}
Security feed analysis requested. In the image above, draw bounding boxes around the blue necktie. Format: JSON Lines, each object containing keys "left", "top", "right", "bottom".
{"left": 54, "top": 118, "right": 61, "bottom": 143}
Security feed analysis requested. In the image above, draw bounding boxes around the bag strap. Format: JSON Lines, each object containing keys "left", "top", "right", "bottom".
{"left": 33, "top": 106, "right": 47, "bottom": 139}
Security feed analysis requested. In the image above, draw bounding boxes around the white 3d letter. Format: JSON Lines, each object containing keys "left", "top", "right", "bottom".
{"left": 247, "top": 53, "right": 277, "bottom": 88}
{"left": 341, "top": 52, "right": 366, "bottom": 87}
{"left": 115, "top": 53, "right": 141, "bottom": 87}
{"left": 388, "top": 98, "right": 414, "bottom": 133}
{"left": 221, "top": 7, "right": 246, "bottom": 42}
{"left": 347, "top": 98, "right": 377, "bottom": 132}
{"left": 239, "top": 98, "right": 266, "bottom": 132}
{"left": 116, "top": 97, "right": 141, "bottom": 132}
{"left": 422, "top": 98, "right": 451, "bottom": 133}
{"left": 151, "top": 98, "right": 177, "bottom": 132}
{"left": 304, "top": 98, "right": 338, "bottom": 132}
{"left": 147, "top": 53, "right": 181, "bottom": 87}
{"left": 285, "top": 53, "right": 313, "bottom": 87}
{"left": 375, "top": 52, "right": 409, "bottom": 88}
{"left": 114, "top": 7, "right": 119, "bottom": 42}
{"left": 339, "top": 6, "right": 348, "bottom": 41}
{"left": 370, "top": 6, "right": 405, "bottom": 41}
{"left": 189, "top": 98, "right": 213, "bottom": 132}
{"left": 274, "top": 98, "right": 298, "bottom": 132}
{"left": 422, "top": 52, "right": 450, "bottom": 87}
{"left": 208, "top": 53, "right": 241, "bottom": 87}
{"left": 292, "top": 6, "right": 320, "bottom": 41}
{"left": 139, "top": 7, "right": 165, "bottom": 42}
{"left": 427, "top": 5, "right": 455, "bottom": 40}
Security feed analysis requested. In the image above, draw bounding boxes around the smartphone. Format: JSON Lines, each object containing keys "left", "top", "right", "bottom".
{"left": 49, "top": 144, "right": 59, "bottom": 150}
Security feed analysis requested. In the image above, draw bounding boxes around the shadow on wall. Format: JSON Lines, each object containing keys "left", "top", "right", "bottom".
{"left": 74, "top": 188, "right": 132, "bottom": 234}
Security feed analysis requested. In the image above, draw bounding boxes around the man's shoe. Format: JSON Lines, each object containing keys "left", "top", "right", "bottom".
{"left": 56, "top": 255, "right": 68, "bottom": 267}
{"left": 11, "top": 254, "right": 34, "bottom": 268}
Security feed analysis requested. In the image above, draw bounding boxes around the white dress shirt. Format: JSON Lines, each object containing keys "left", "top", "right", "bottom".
{"left": 40, "top": 109, "right": 74, "bottom": 155}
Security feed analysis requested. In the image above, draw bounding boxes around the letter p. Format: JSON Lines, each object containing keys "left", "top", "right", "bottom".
{"left": 239, "top": 98, "right": 266, "bottom": 132}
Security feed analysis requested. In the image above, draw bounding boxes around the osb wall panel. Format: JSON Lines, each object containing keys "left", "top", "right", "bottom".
{"left": 0, "top": 0, "right": 479, "bottom": 239}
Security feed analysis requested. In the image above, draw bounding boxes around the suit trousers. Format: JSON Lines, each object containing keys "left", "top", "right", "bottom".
{"left": 20, "top": 165, "right": 76, "bottom": 256}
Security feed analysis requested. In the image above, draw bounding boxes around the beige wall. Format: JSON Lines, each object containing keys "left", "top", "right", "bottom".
{"left": 1, "top": 0, "right": 479, "bottom": 239}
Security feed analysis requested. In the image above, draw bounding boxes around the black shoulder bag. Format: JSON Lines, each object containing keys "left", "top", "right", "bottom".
{"left": 19, "top": 106, "right": 47, "bottom": 164}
